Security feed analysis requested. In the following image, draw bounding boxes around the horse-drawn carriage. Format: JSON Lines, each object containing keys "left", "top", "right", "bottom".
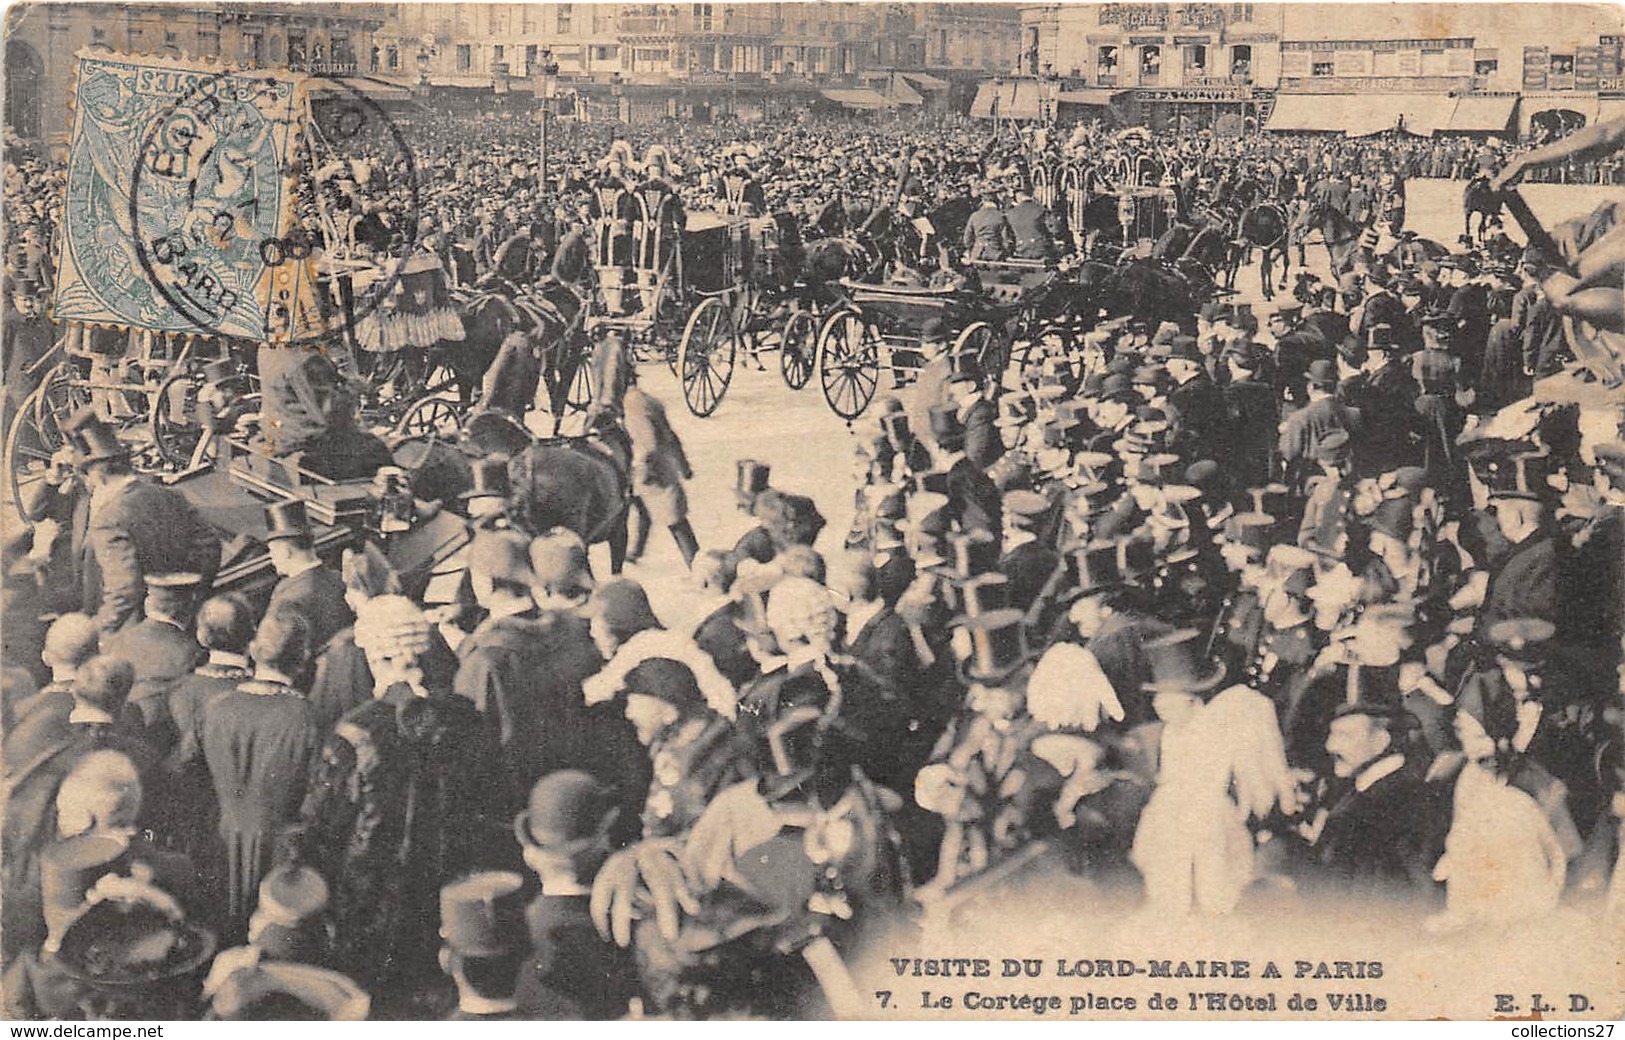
{"left": 811, "top": 257, "right": 1092, "bottom": 422}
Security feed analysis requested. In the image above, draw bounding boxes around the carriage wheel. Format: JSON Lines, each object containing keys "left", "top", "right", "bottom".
{"left": 816, "top": 310, "right": 880, "bottom": 421}
{"left": 779, "top": 310, "right": 817, "bottom": 390}
{"left": 33, "top": 363, "right": 89, "bottom": 449}
{"left": 6, "top": 384, "right": 66, "bottom": 529}
{"left": 677, "top": 296, "right": 739, "bottom": 418}
{"left": 393, "top": 396, "right": 464, "bottom": 439}
{"left": 149, "top": 372, "right": 202, "bottom": 468}
{"left": 954, "top": 322, "right": 1009, "bottom": 387}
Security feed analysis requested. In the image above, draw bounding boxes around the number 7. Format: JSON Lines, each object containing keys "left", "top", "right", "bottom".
{"left": 874, "top": 991, "right": 892, "bottom": 1009}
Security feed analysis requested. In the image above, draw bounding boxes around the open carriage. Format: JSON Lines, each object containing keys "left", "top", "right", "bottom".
{"left": 812, "top": 258, "right": 1090, "bottom": 422}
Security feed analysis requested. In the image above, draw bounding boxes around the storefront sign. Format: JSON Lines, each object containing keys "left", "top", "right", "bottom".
{"left": 1173, "top": 36, "right": 1211, "bottom": 45}
{"left": 1137, "top": 85, "right": 1252, "bottom": 101}
{"left": 1128, "top": 36, "right": 1166, "bottom": 45}
{"left": 1282, "top": 37, "right": 1471, "bottom": 52}
{"left": 1396, "top": 50, "right": 1421, "bottom": 76}
{"left": 1280, "top": 51, "right": 1309, "bottom": 78}
{"left": 1100, "top": 4, "right": 1169, "bottom": 30}
{"left": 1279, "top": 75, "right": 1471, "bottom": 93}
{"left": 1600, "top": 76, "right": 1625, "bottom": 91}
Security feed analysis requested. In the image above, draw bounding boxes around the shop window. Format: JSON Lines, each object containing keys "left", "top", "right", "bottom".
{"left": 1098, "top": 44, "right": 1119, "bottom": 83}
{"left": 1231, "top": 44, "right": 1251, "bottom": 78}
{"left": 557, "top": 5, "right": 572, "bottom": 34}
{"left": 288, "top": 30, "right": 306, "bottom": 65}
{"left": 1312, "top": 60, "right": 1334, "bottom": 77}
{"left": 1185, "top": 44, "right": 1207, "bottom": 74}
{"left": 456, "top": 43, "right": 471, "bottom": 71}
{"left": 1140, "top": 45, "right": 1161, "bottom": 80}
{"left": 1474, "top": 57, "right": 1498, "bottom": 76}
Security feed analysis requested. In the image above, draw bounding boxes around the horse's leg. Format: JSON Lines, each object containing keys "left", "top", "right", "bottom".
{"left": 626, "top": 497, "right": 651, "bottom": 564}
{"left": 606, "top": 508, "right": 629, "bottom": 575}
{"left": 1259, "top": 248, "right": 1272, "bottom": 301}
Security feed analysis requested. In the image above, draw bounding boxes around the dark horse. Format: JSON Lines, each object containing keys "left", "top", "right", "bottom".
{"left": 1076, "top": 258, "right": 1207, "bottom": 334}
{"left": 1462, "top": 176, "right": 1503, "bottom": 246}
{"left": 454, "top": 284, "right": 591, "bottom": 429}
{"left": 1303, "top": 199, "right": 1364, "bottom": 278}
{"left": 396, "top": 429, "right": 633, "bottom": 575}
{"left": 1229, "top": 202, "right": 1292, "bottom": 301}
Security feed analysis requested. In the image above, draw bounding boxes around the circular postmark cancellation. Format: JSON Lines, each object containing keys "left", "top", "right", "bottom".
{"left": 126, "top": 67, "right": 421, "bottom": 348}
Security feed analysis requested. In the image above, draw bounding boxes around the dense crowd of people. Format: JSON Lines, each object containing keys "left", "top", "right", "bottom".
{"left": 2, "top": 101, "right": 1623, "bottom": 1021}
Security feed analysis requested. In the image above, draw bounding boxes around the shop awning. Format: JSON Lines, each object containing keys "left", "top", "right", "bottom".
{"left": 902, "top": 72, "right": 950, "bottom": 92}
{"left": 1268, "top": 93, "right": 1456, "bottom": 136}
{"left": 970, "top": 80, "right": 1042, "bottom": 120}
{"left": 1058, "top": 88, "right": 1126, "bottom": 107}
{"left": 1264, "top": 93, "right": 1366, "bottom": 132}
{"left": 1443, "top": 95, "right": 1517, "bottom": 133}
{"left": 885, "top": 77, "right": 925, "bottom": 106}
{"left": 330, "top": 76, "right": 415, "bottom": 103}
{"left": 821, "top": 88, "right": 894, "bottom": 111}
{"left": 1597, "top": 98, "right": 1625, "bottom": 124}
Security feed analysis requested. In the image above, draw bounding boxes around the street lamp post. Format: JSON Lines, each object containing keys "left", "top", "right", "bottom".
{"left": 611, "top": 72, "right": 625, "bottom": 125}
{"left": 537, "top": 49, "right": 559, "bottom": 191}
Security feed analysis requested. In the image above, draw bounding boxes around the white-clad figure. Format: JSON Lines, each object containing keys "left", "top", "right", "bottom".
{"left": 1131, "top": 631, "right": 1293, "bottom": 917}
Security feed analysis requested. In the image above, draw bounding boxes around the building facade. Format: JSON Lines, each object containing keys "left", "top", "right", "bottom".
{"left": 370, "top": 2, "right": 1020, "bottom": 121}
{"left": 5, "top": 2, "right": 391, "bottom": 147}
{"left": 1016, "top": 2, "right": 1624, "bottom": 136}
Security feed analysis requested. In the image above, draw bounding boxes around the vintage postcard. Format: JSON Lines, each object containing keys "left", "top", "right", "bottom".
{"left": 1, "top": 0, "right": 1621, "bottom": 1023}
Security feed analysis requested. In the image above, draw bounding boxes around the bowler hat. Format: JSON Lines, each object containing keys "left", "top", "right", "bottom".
{"left": 1307, "top": 359, "right": 1339, "bottom": 390}
{"left": 1167, "top": 335, "right": 1201, "bottom": 362}
{"left": 263, "top": 500, "right": 313, "bottom": 544}
{"left": 516, "top": 770, "right": 618, "bottom": 853}
{"left": 1367, "top": 324, "right": 1395, "bottom": 351}
{"left": 63, "top": 409, "right": 129, "bottom": 465}
{"left": 439, "top": 871, "right": 527, "bottom": 957}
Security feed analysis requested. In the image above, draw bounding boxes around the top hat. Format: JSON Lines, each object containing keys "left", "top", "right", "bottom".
{"left": 1067, "top": 539, "right": 1125, "bottom": 598}
{"left": 1118, "top": 532, "right": 1157, "bottom": 583}
{"left": 736, "top": 458, "right": 771, "bottom": 505}
{"left": 951, "top": 572, "right": 1011, "bottom": 618}
{"left": 1224, "top": 511, "right": 1276, "bottom": 553}
{"left": 460, "top": 456, "right": 512, "bottom": 501}
{"left": 263, "top": 500, "right": 313, "bottom": 544}
{"left": 1366, "top": 324, "right": 1395, "bottom": 352}
{"left": 1071, "top": 479, "right": 1118, "bottom": 517}
{"left": 935, "top": 529, "right": 1000, "bottom": 581}
{"left": 439, "top": 871, "right": 527, "bottom": 957}
{"left": 880, "top": 410, "right": 914, "bottom": 446}
{"left": 957, "top": 608, "right": 1034, "bottom": 685}
{"left": 1141, "top": 628, "right": 1225, "bottom": 695}
{"left": 1475, "top": 446, "right": 1551, "bottom": 501}
{"left": 1272, "top": 302, "right": 1303, "bottom": 322}
{"left": 63, "top": 409, "right": 130, "bottom": 465}
{"left": 1246, "top": 482, "right": 1291, "bottom": 519}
